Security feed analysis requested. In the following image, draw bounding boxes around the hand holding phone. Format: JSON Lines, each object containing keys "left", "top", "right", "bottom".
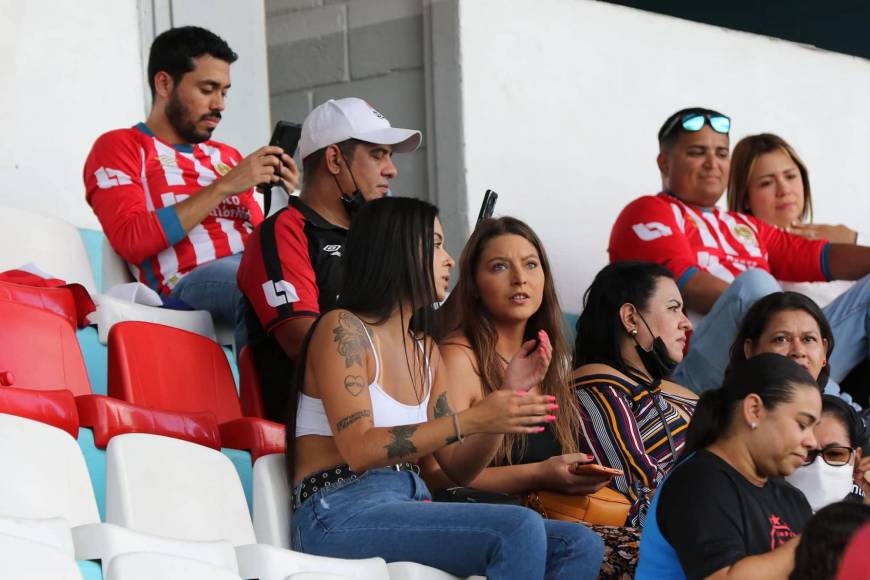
{"left": 569, "top": 463, "right": 623, "bottom": 478}
{"left": 268, "top": 121, "right": 303, "bottom": 154}
{"left": 259, "top": 121, "right": 303, "bottom": 212}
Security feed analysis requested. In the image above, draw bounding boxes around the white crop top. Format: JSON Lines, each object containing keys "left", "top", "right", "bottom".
{"left": 295, "top": 322, "right": 431, "bottom": 438}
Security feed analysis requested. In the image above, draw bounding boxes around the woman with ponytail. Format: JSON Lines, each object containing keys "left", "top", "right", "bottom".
{"left": 636, "top": 353, "right": 822, "bottom": 579}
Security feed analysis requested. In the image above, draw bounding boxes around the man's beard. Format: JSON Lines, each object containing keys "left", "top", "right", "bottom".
{"left": 165, "top": 90, "right": 219, "bottom": 144}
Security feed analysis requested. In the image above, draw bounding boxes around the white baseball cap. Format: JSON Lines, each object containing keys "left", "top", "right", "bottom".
{"left": 299, "top": 97, "right": 422, "bottom": 159}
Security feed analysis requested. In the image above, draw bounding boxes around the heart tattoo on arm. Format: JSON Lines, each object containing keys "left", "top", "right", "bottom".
{"left": 344, "top": 375, "right": 365, "bottom": 397}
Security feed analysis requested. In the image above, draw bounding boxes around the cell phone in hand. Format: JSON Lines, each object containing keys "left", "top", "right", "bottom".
{"left": 269, "top": 121, "right": 302, "bottom": 154}
{"left": 476, "top": 189, "right": 498, "bottom": 224}
{"left": 260, "top": 121, "right": 303, "bottom": 211}
{"left": 570, "top": 463, "right": 623, "bottom": 477}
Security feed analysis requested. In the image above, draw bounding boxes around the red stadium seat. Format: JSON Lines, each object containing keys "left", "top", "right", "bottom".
{"left": 0, "top": 280, "right": 80, "bottom": 328}
{"left": 108, "top": 322, "right": 285, "bottom": 461}
{"left": 238, "top": 346, "right": 266, "bottom": 419}
{"left": 0, "top": 298, "right": 90, "bottom": 395}
{"left": 0, "top": 291, "right": 220, "bottom": 449}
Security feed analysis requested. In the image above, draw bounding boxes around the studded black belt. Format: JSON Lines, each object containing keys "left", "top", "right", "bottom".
{"left": 294, "top": 462, "right": 420, "bottom": 509}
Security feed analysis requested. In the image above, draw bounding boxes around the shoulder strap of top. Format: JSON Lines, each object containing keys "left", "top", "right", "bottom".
{"left": 358, "top": 316, "right": 380, "bottom": 385}
{"left": 338, "top": 312, "right": 381, "bottom": 385}
{"left": 413, "top": 336, "right": 433, "bottom": 398}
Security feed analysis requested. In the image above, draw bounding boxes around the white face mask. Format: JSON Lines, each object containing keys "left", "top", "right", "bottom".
{"left": 785, "top": 457, "right": 854, "bottom": 512}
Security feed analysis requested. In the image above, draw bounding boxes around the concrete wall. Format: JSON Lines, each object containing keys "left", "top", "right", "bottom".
{"left": 266, "top": 0, "right": 430, "bottom": 201}
{"left": 454, "top": 0, "right": 870, "bottom": 314}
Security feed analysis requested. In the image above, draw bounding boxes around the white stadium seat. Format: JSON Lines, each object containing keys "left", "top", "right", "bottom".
{"left": 105, "top": 551, "right": 243, "bottom": 580}
{"left": 252, "top": 453, "right": 291, "bottom": 548}
{"left": 91, "top": 292, "right": 217, "bottom": 344}
{"left": 0, "top": 532, "right": 82, "bottom": 580}
{"left": 285, "top": 574, "right": 357, "bottom": 580}
{"left": 251, "top": 453, "right": 486, "bottom": 580}
{"left": 105, "top": 433, "right": 391, "bottom": 580}
{"left": 0, "top": 412, "right": 237, "bottom": 574}
{"left": 0, "top": 205, "right": 98, "bottom": 294}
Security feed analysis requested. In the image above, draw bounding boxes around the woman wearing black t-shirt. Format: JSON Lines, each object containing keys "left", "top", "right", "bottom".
{"left": 637, "top": 353, "right": 821, "bottom": 579}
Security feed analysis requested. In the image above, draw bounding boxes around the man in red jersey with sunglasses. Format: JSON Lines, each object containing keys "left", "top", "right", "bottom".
{"left": 609, "top": 107, "right": 870, "bottom": 398}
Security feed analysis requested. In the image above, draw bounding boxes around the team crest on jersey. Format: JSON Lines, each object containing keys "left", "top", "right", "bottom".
{"left": 215, "top": 162, "right": 232, "bottom": 176}
{"left": 731, "top": 224, "right": 758, "bottom": 248}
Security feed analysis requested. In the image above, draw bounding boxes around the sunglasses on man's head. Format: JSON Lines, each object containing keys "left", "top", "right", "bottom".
{"left": 803, "top": 445, "right": 854, "bottom": 467}
{"left": 661, "top": 113, "right": 731, "bottom": 141}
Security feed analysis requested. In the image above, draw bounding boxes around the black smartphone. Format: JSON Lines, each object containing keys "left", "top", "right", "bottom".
{"left": 269, "top": 121, "right": 302, "bottom": 154}
{"left": 476, "top": 189, "right": 498, "bottom": 224}
{"left": 260, "top": 121, "right": 303, "bottom": 211}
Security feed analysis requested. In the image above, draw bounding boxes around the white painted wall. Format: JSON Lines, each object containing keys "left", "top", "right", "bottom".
{"left": 0, "top": 0, "right": 145, "bottom": 229}
{"left": 456, "top": 0, "right": 870, "bottom": 314}
{"left": 0, "top": 0, "right": 270, "bottom": 230}
{"left": 169, "top": 0, "right": 271, "bottom": 159}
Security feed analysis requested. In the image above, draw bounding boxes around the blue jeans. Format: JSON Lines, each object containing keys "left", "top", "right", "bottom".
{"left": 672, "top": 270, "right": 870, "bottom": 408}
{"left": 291, "top": 469, "right": 604, "bottom": 580}
{"left": 169, "top": 253, "right": 247, "bottom": 352}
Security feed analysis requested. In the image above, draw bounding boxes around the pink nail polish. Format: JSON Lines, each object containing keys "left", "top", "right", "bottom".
{"left": 536, "top": 426, "right": 546, "bottom": 432}
{"left": 545, "top": 415, "right": 556, "bottom": 422}
{"left": 547, "top": 404, "right": 559, "bottom": 410}
{"left": 547, "top": 395, "right": 557, "bottom": 402}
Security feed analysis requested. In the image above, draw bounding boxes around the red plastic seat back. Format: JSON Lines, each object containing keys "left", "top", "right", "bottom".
{"left": 238, "top": 345, "right": 266, "bottom": 419}
{"left": 0, "top": 280, "right": 79, "bottom": 328}
{"left": 108, "top": 321, "right": 242, "bottom": 422}
{"left": 0, "top": 299, "right": 91, "bottom": 396}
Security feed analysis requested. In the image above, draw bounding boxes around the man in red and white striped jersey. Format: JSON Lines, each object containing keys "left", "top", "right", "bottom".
{"left": 84, "top": 26, "right": 299, "bottom": 350}
{"left": 609, "top": 107, "right": 870, "bottom": 395}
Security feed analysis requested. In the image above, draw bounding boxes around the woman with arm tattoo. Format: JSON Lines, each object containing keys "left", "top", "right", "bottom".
{"left": 287, "top": 197, "right": 604, "bottom": 580}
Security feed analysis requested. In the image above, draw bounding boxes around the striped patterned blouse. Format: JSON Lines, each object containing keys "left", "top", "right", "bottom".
{"left": 573, "top": 372, "right": 696, "bottom": 528}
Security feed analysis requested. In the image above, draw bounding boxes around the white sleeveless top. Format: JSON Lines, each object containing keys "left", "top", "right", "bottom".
{"left": 295, "top": 322, "right": 431, "bottom": 437}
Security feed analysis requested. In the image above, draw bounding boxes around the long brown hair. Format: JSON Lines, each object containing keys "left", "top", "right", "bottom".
{"left": 727, "top": 133, "right": 813, "bottom": 222}
{"left": 440, "top": 217, "right": 579, "bottom": 465}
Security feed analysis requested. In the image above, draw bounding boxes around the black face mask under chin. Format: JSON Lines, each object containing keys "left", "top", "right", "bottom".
{"left": 339, "top": 190, "right": 367, "bottom": 219}
{"left": 332, "top": 151, "right": 368, "bottom": 221}
{"left": 632, "top": 311, "right": 678, "bottom": 381}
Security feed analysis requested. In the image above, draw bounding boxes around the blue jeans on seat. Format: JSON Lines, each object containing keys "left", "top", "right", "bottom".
{"left": 169, "top": 253, "right": 247, "bottom": 353}
{"left": 291, "top": 468, "right": 604, "bottom": 580}
{"left": 672, "top": 270, "right": 870, "bottom": 408}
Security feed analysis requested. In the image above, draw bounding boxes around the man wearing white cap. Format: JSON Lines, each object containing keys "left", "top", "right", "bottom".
{"left": 237, "top": 97, "right": 421, "bottom": 421}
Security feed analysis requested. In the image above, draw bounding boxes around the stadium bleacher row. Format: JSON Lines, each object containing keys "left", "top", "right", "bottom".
{"left": 0, "top": 207, "right": 479, "bottom": 579}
